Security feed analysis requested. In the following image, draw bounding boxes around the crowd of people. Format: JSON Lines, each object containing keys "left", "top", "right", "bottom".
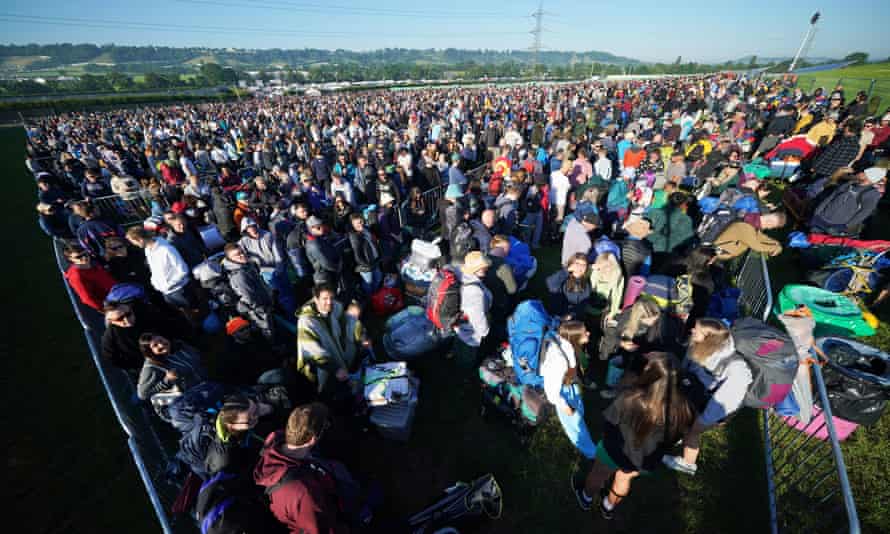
{"left": 26, "top": 72, "right": 889, "bottom": 531}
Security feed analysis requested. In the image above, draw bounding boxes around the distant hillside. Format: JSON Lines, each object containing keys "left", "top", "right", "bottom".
{"left": 0, "top": 44, "right": 640, "bottom": 74}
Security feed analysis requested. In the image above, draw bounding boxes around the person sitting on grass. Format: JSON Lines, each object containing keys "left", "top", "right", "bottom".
{"left": 574, "top": 352, "right": 694, "bottom": 519}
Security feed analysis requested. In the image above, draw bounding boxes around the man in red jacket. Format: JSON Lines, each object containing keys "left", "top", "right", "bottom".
{"left": 64, "top": 245, "right": 117, "bottom": 310}
{"left": 254, "top": 403, "right": 360, "bottom": 534}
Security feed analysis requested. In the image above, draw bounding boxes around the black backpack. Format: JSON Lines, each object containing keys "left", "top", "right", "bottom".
{"left": 195, "top": 472, "right": 284, "bottom": 534}
{"left": 812, "top": 183, "right": 872, "bottom": 235}
{"left": 698, "top": 206, "right": 739, "bottom": 246}
{"left": 450, "top": 222, "right": 477, "bottom": 263}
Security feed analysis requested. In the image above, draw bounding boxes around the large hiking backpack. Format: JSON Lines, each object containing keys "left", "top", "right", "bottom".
{"left": 732, "top": 318, "right": 799, "bottom": 409}
{"left": 811, "top": 183, "right": 872, "bottom": 236}
{"left": 507, "top": 300, "right": 560, "bottom": 388}
{"left": 426, "top": 266, "right": 464, "bottom": 333}
{"left": 195, "top": 472, "right": 283, "bottom": 534}
{"left": 450, "top": 222, "right": 476, "bottom": 263}
{"left": 479, "top": 356, "right": 551, "bottom": 428}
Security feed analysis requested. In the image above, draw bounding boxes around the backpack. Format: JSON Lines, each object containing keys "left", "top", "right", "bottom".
{"left": 642, "top": 274, "right": 692, "bottom": 315}
{"left": 195, "top": 472, "right": 282, "bottom": 534}
{"left": 168, "top": 381, "right": 229, "bottom": 433}
{"left": 523, "top": 187, "right": 541, "bottom": 214}
{"left": 812, "top": 183, "right": 872, "bottom": 235}
{"left": 560, "top": 201, "right": 597, "bottom": 233}
{"left": 731, "top": 318, "right": 799, "bottom": 409}
{"left": 697, "top": 206, "right": 738, "bottom": 245}
{"left": 507, "top": 300, "right": 561, "bottom": 388}
{"left": 426, "top": 266, "right": 465, "bottom": 333}
{"left": 450, "top": 222, "right": 476, "bottom": 262}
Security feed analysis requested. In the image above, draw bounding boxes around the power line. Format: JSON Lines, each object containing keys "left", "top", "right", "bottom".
{"left": 178, "top": 0, "right": 528, "bottom": 20}
{"left": 0, "top": 13, "right": 527, "bottom": 39}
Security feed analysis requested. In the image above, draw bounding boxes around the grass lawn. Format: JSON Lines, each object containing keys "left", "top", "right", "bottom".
{"left": 4, "top": 122, "right": 888, "bottom": 533}
{"left": 795, "top": 61, "right": 890, "bottom": 109}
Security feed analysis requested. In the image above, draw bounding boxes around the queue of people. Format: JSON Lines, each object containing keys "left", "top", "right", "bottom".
{"left": 26, "top": 72, "right": 888, "bottom": 531}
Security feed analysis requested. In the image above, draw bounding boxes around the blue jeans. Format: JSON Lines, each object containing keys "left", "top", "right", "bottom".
{"left": 556, "top": 383, "right": 598, "bottom": 460}
{"left": 164, "top": 281, "right": 197, "bottom": 310}
{"left": 358, "top": 269, "right": 382, "bottom": 296}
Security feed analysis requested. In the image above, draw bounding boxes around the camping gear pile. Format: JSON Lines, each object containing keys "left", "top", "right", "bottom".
{"left": 363, "top": 361, "right": 420, "bottom": 441}
{"left": 478, "top": 300, "right": 557, "bottom": 434}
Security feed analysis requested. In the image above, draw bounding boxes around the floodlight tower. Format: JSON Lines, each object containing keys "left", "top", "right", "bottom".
{"left": 788, "top": 11, "right": 821, "bottom": 72}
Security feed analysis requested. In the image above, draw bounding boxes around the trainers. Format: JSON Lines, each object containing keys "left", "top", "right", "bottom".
{"left": 570, "top": 471, "right": 592, "bottom": 511}
{"left": 599, "top": 388, "right": 617, "bottom": 399}
{"left": 598, "top": 475, "right": 615, "bottom": 520}
{"left": 662, "top": 455, "right": 698, "bottom": 476}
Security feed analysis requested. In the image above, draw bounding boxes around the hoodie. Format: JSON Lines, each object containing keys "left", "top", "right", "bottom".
{"left": 686, "top": 337, "right": 753, "bottom": 426}
{"left": 493, "top": 193, "right": 518, "bottom": 235}
{"left": 253, "top": 431, "right": 351, "bottom": 534}
{"left": 222, "top": 257, "right": 273, "bottom": 311}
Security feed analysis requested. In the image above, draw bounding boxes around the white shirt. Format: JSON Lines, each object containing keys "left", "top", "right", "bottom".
{"left": 145, "top": 238, "right": 190, "bottom": 295}
{"left": 550, "top": 170, "right": 571, "bottom": 207}
{"left": 595, "top": 157, "right": 612, "bottom": 181}
{"left": 541, "top": 337, "right": 577, "bottom": 411}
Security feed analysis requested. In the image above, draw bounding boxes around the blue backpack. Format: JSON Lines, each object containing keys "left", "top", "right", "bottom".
{"left": 104, "top": 283, "right": 147, "bottom": 305}
{"left": 508, "top": 300, "right": 559, "bottom": 388}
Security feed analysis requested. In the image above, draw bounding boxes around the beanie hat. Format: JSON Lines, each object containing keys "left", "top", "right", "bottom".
{"left": 225, "top": 316, "right": 251, "bottom": 336}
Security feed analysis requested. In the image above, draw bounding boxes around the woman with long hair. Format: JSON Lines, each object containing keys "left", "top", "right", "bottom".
{"left": 573, "top": 352, "right": 695, "bottom": 519}
{"left": 136, "top": 333, "right": 206, "bottom": 406}
{"left": 541, "top": 320, "right": 598, "bottom": 460}
{"left": 589, "top": 252, "right": 625, "bottom": 321}
{"left": 598, "top": 298, "right": 683, "bottom": 398}
{"left": 546, "top": 253, "right": 593, "bottom": 317}
{"left": 662, "top": 318, "right": 751, "bottom": 476}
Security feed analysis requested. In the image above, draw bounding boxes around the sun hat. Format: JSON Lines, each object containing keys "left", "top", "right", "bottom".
{"left": 461, "top": 251, "right": 491, "bottom": 277}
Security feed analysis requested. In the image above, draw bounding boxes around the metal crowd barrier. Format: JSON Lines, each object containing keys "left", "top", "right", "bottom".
{"left": 735, "top": 251, "right": 773, "bottom": 321}
{"left": 90, "top": 190, "right": 162, "bottom": 227}
{"left": 52, "top": 239, "right": 188, "bottom": 534}
{"left": 762, "top": 362, "right": 861, "bottom": 534}
{"left": 738, "top": 252, "right": 861, "bottom": 534}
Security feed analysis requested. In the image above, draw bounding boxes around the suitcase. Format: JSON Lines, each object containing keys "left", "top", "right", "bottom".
{"left": 370, "top": 400, "right": 417, "bottom": 441}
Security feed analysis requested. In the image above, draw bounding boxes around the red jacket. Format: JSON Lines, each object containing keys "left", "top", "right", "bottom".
{"left": 253, "top": 431, "right": 351, "bottom": 534}
{"left": 65, "top": 263, "right": 116, "bottom": 310}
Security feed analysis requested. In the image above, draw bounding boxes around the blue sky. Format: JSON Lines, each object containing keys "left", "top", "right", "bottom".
{"left": 2, "top": 0, "right": 889, "bottom": 63}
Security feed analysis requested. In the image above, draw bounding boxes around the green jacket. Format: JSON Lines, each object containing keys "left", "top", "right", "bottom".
{"left": 648, "top": 206, "right": 695, "bottom": 254}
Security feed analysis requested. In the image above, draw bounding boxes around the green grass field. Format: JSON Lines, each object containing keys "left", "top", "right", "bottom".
{"left": 795, "top": 61, "right": 890, "bottom": 111}
{"left": 4, "top": 123, "right": 888, "bottom": 533}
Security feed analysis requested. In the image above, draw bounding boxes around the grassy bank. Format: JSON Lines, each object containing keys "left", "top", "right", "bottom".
{"left": 795, "top": 61, "right": 890, "bottom": 109}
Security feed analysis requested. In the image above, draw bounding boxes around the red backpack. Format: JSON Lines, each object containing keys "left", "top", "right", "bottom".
{"left": 426, "top": 266, "right": 464, "bottom": 332}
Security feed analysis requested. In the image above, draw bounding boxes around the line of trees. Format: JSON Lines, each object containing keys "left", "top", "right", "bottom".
{"left": 2, "top": 58, "right": 765, "bottom": 97}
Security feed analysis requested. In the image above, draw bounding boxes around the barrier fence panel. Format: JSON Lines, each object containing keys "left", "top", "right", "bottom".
{"left": 762, "top": 361, "right": 861, "bottom": 534}
{"left": 53, "top": 239, "right": 191, "bottom": 534}
{"left": 91, "top": 191, "right": 163, "bottom": 227}
{"left": 735, "top": 251, "right": 773, "bottom": 321}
